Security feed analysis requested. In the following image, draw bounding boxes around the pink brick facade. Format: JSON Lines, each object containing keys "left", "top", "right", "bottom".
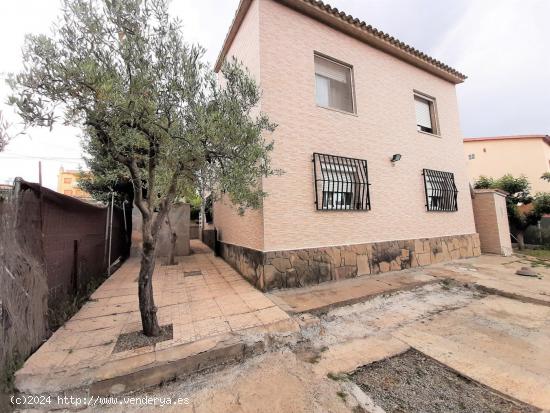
{"left": 214, "top": 0, "right": 479, "bottom": 289}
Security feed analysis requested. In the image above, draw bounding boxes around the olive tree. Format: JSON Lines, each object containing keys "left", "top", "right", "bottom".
{"left": 8, "top": 0, "right": 277, "bottom": 336}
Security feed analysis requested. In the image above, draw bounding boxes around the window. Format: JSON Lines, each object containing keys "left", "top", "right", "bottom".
{"left": 64, "top": 190, "right": 73, "bottom": 195}
{"left": 468, "top": 153, "right": 475, "bottom": 160}
{"left": 422, "top": 169, "right": 458, "bottom": 212}
{"left": 315, "top": 54, "right": 354, "bottom": 113}
{"left": 64, "top": 177, "right": 72, "bottom": 184}
{"left": 414, "top": 93, "right": 438, "bottom": 134}
{"left": 313, "top": 153, "right": 370, "bottom": 211}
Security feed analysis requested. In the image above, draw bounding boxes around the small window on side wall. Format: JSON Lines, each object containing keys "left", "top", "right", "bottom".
{"left": 314, "top": 54, "right": 354, "bottom": 113}
{"left": 414, "top": 93, "right": 438, "bottom": 135}
{"left": 423, "top": 169, "right": 458, "bottom": 212}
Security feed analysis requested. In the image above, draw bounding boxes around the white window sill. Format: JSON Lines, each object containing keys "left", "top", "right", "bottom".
{"left": 316, "top": 104, "right": 358, "bottom": 117}
{"left": 417, "top": 130, "right": 442, "bottom": 139}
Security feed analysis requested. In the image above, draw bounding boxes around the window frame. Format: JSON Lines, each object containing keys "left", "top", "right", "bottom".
{"left": 313, "top": 152, "right": 371, "bottom": 211}
{"left": 414, "top": 91, "right": 440, "bottom": 136}
{"left": 314, "top": 53, "right": 357, "bottom": 115}
{"left": 422, "top": 169, "right": 458, "bottom": 212}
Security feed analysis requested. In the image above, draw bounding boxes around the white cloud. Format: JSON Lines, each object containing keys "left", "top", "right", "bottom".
{"left": 0, "top": 0, "right": 548, "bottom": 189}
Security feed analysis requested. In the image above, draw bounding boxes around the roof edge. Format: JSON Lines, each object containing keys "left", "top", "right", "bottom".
{"left": 214, "top": 0, "right": 466, "bottom": 84}
{"left": 214, "top": 0, "right": 253, "bottom": 73}
{"left": 464, "top": 135, "right": 550, "bottom": 145}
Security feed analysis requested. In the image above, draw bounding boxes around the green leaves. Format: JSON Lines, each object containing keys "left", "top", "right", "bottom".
{"left": 9, "top": 0, "right": 278, "bottom": 216}
{"left": 474, "top": 174, "right": 550, "bottom": 230}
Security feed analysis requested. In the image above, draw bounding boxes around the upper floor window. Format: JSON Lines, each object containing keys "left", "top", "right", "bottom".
{"left": 414, "top": 93, "right": 438, "bottom": 135}
{"left": 314, "top": 54, "right": 355, "bottom": 113}
{"left": 64, "top": 177, "right": 72, "bottom": 184}
{"left": 423, "top": 169, "right": 458, "bottom": 212}
{"left": 313, "top": 153, "right": 370, "bottom": 211}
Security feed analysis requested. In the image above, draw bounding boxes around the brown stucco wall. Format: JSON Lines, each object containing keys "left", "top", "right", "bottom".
{"left": 131, "top": 203, "right": 190, "bottom": 258}
{"left": 465, "top": 138, "right": 550, "bottom": 194}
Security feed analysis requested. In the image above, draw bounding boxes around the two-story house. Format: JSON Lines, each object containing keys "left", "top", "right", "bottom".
{"left": 213, "top": 0, "right": 480, "bottom": 291}
{"left": 464, "top": 135, "right": 550, "bottom": 193}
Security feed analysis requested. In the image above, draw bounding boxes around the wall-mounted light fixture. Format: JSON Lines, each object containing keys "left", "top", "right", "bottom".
{"left": 391, "top": 154, "right": 402, "bottom": 163}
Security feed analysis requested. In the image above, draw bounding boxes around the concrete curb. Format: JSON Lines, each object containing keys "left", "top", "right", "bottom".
{"left": 90, "top": 335, "right": 265, "bottom": 396}
{"left": 271, "top": 279, "right": 440, "bottom": 315}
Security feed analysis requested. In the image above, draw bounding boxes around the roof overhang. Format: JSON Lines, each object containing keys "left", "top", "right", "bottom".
{"left": 464, "top": 135, "right": 550, "bottom": 145}
{"left": 214, "top": 0, "right": 467, "bottom": 84}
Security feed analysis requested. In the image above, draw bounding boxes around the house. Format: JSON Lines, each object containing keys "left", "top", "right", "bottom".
{"left": 464, "top": 135, "right": 550, "bottom": 193}
{"left": 57, "top": 167, "right": 92, "bottom": 201}
{"left": 213, "top": 0, "right": 480, "bottom": 291}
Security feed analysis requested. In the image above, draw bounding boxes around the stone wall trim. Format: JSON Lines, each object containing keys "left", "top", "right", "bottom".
{"left": 220, "top": 233, "right": 481, "bottom": 291}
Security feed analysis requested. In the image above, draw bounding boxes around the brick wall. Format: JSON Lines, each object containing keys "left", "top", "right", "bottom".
{"left": 258, "top": 0, "right": 477, "bottom": 251}
{"left": 472, "top": 189, "right": 512, "bottom": 255}
{"left": 212, "top": 0, "right": 265, "bottom": 251}
{"left": 215, "top": 0, "right": 477, "bottom": 253}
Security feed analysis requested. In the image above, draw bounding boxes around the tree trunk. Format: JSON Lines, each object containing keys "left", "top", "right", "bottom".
{"left": 139, "top": 217, "right": 161, "bottom": 337}
{"left": 517, "top": 231, "right": 525, "bottom": 250}
{"left": 166, "top": 214, "right": 177, "bottom": 266}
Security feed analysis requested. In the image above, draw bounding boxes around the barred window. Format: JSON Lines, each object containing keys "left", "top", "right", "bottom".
{"left": 313, "top": 153, "right": 371, "bottom": 211}
{"left": 423, "top": 169, "right": 458, "bottom": 212}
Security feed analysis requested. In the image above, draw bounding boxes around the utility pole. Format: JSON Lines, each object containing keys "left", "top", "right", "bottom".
{"left": 38, "top": 161, "right": 42, "bottom": 186}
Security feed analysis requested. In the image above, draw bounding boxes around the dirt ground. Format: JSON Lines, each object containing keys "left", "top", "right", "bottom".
{"left": 351, "top": 348, "right": 538, "bottom": 413}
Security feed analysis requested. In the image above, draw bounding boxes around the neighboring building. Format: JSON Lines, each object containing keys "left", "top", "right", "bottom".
{"left": 57, "top": 167, "right": 92, "bottom": 200}
{"left": 0, "top": 183, "right": 13, "bottom": 199}
{"left": 464, "top": 135, "right": 550, "bottom": 193}
{"left": 213, "top": 0, "right": 480, "bottom": 291}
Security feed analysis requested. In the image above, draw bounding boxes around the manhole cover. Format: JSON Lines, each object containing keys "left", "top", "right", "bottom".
{"left": 184, "top": 270, "right": 202, "bottom": 277}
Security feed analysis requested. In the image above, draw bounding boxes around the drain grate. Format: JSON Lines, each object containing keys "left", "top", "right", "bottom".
{"left": 184, "top": 270, "right": 202, "bottom": 277}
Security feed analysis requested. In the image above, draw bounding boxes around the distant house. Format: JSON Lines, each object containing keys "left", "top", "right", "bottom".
{"left": 464, "top": 135, "right": 550, "bottom": 193}
{"left": 57, "top": 167, "right": 92, "bottom": 201}
{"left": 0, "top": 183, "right": 13, "bottom": 199}
{"left": 211, "top": 0, "right": 480, "bottom": 291}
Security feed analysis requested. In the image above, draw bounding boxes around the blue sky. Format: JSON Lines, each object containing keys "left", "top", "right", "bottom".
{"left": 0, "top": 0, "right": 548, "bottom": 189}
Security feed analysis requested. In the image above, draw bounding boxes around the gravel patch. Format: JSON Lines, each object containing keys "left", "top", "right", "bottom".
{"left": 113, "top": 324, "right": 173, "bottom": 353}
{"left": 351, "top": 348, "right": 539, "bottom": 413}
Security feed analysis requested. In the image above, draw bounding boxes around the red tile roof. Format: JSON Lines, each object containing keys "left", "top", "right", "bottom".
{"left": 464, "top": 135, "right": 550, "bottom": 145}
{"left": 215, "top": 0, "right": 467, "bottom": 83}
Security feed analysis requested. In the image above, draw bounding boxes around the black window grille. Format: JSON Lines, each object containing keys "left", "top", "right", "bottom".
{"left": 313, "top": 153, "right": 371, "bottom": 211}
{"left": 422, "top": 169, "right": 458, "bottom": 212}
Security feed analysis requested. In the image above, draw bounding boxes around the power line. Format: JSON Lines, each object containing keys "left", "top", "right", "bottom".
{"left": 0, "top": 153, "right": 84, "bottom": 161}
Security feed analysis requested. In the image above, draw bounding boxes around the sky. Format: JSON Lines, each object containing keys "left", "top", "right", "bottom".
{"left": 0, "top": 0, "right": 548, "bottom": 190}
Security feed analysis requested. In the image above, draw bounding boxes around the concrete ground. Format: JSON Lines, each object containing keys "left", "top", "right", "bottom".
{"left": 13, "top": 252, "right": 550, "bottom": 412}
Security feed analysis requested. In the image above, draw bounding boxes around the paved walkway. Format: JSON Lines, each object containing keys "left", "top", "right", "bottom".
{"left": 426, "top": 253, "right": 550, "bottom": 306}
{"left": 15, "top": 241, "right": 292, "bottom": 395}
{"left": 269, "top": 271, "right": 439, "bottom": 314}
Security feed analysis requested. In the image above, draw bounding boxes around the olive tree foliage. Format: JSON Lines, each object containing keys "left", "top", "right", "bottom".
{"left": 8, "top": 0, "right": 277, "bottom": 336}
{"left": 474, "top": 174, "right": 550, "bottom": 249}
{"left": 0, "top": 110, "right": 13, "bottom": 152}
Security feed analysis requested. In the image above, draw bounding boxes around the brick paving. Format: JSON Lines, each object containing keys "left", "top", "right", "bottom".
{"left": 15, "top": 240, "right": 290, "bottom": 393}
